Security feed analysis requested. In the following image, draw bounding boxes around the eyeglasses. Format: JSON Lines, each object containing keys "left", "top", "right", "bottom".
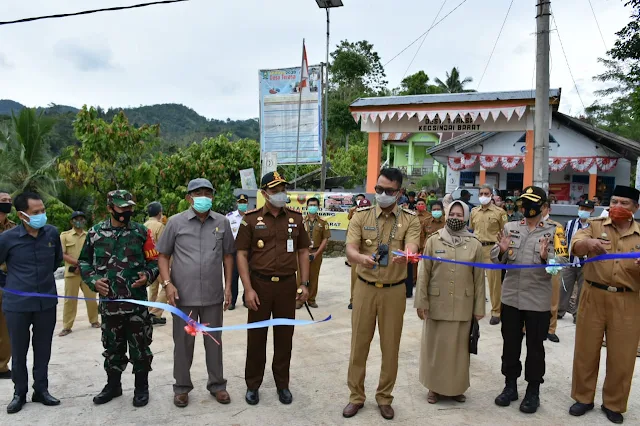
{"left": 374, "top": 186, "right": 399, "bottom": 196}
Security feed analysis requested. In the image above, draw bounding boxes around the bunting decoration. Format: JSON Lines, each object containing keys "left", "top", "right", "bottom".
{"left": 570, "top": 157, "right": 595, "bottom": 173}
{"left": 549, "top": 157, "right": 570, "bottom": 172}
{"left": 500, "top": 156, "right": 521, "bottom": 170}
{"left": 448, "top": 156, "right": 465, "bottom": 171}
{"left": 446, "top": 156, "right": 619, "bottom": 173}
{"left": 479, "top": 155, "right": 500, "bottom": 169}
{"left": 596, "top": 157, "right": 618, "bottom": 172}
{"left": 460, "top": 153, "right": 478, "bottom": 168}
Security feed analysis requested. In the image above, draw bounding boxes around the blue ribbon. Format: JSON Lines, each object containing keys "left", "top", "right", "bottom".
{"left": 392, "top": 251, "right": 640, "bottom": 270}
{"left": 0, "top": 288, "right": 331, "bottom": 332}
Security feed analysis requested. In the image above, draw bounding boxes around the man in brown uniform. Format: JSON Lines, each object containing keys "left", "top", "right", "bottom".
{"left": 236, "top": 171, "right": 310, "bottom": 406}
{"left": 470, "top": 184, "right": 507, "bottom": 325}
{"left": 342, "top": 168, "right": 421, "bottom": 421}
{"left": 0, "top": 191, "right": 15, "bottom": 379}
{"left": 568, "top": 185, "right": 640, "bottom": 424}
{"left": 540, "top": 202, "right": 568, "bottom": 343}
{"left": 144, "top": 202, "right": 167, "bottom": 325}
{"left": 347, "top": 194, "right": 366, "bottom": 309}
{"left": 297, "top": 197, "right": 330, "bottom": 309}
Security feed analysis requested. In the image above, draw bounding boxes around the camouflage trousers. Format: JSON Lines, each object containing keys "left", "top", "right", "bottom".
{"left": 101, "top": 308, "right": 153, "bottom": 373}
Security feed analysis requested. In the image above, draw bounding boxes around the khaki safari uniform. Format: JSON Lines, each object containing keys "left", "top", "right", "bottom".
{"left": 571, "top": 217, "right": 640, "bottom": 413}
{"left": 235, "top": 205, "right": 310, "bottom": 391}
{"left": 346, "top": 205, "right": 421, "bottom": 405}
{"left": 470, "top": 204, "right": 507, "bottom": 317}
{"left": 144, "top": 217, "right": 167, "bottom": 317}
{"left": 60, "top": 228, "right": 99, "bottom": 330}
{"left": 303, "top": 215, "right": 330, "bottom": 305}
{"left": 0, "top": 217, "right": 15, "bottom": 374}
{"left": 348, "top": 206, "right": 358, "bottom": 305}
{"left": 546, "top": 218, "right": 568, "bottom": 335}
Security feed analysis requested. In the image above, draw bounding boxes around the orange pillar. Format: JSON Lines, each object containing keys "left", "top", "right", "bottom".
{"left": 589, "top": 172, "right": 597, "bottom": 199}
{"left": 366, "top": 132, "right": 382, "bottom": 193}
{"left": 479, "top": 168, "right": 486, "bottom": 185}
{"left": 523, "top": 130, "right": 534, "bottom": 188}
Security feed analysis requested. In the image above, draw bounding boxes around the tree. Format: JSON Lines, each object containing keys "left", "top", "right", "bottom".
{"left": 434, "top": 67, "right": 476, "bottom": 93}
{"left": 330, "top": 40, "right": 388, "bottom": 99}
{"left": 0, "top": 108, "right": 58, "bottom": 197}
{"left": 396, "top": 71, "right": 443, "bottom": 96}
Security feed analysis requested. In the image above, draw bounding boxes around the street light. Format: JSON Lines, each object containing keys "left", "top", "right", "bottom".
{"left": 315, "top": 0, "right": 343, "bottom": 191}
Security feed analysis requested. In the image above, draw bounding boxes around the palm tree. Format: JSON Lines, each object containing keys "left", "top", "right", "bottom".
{"left": 0, "top": 108, "right": 58, "bottom": 197}
{"left": 434, "top": 67, "right": 476, "bottom": 93}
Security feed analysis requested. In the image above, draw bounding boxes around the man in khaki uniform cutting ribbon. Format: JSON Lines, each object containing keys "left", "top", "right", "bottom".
{"left": 342, "top": 168, "right": 420, "bottom": 421}
{"left": 470, "top": 184, "right": 507, "bottom": 325}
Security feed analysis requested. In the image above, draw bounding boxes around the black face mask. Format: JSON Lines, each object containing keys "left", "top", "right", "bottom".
{"left": 521, "top": 201, "right": 542, "bottom": 218}
{"left": 111, "top": 210, "right": 133, "bottom": 225}
{"left": 0, "top": 202, "right": 11, "bottom": 214}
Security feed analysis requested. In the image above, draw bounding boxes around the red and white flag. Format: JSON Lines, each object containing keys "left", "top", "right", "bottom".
{"left": 299, "top": 42, "right": 309, "bottom": 92}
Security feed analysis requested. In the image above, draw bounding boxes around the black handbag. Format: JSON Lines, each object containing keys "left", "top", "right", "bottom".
{"left": 469, "top": 317, "right": 480, "bottom": 355}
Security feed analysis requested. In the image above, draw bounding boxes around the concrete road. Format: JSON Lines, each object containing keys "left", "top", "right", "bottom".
{"left": 0, "top": 257, "right": 637, "bottom": 425}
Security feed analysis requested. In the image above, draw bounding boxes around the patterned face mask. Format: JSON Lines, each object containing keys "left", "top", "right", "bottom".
{"left": 446, "top": 218, "right": 466, "bottom": 232}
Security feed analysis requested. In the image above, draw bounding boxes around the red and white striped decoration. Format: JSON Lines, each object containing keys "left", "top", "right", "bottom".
{"left": 596, "top": 157, "right": 618, "bottom": 172}
{"left": 446, "top": 156, "right": 619, "bottom": 173}
{"left": 500, "top": 156, "right": 521, "bottom": 170}
{"left": 461, "top": 154, "right": 478, "bottom": 168}
{"left": 479, "top": 155, "right": 500, "bottom": 169}
{"left": 570, "top": 157, "right": 595, "bottom": 173}
{"left": 549, "top": 157, "right": 570, "bottom": 172}
{"left": 448, "top": 157, "right": 465, "bottom": 171}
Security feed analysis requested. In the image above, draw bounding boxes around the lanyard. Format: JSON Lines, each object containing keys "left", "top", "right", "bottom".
{"left": 375, "top": 210, "right": 398, "bottom": 247}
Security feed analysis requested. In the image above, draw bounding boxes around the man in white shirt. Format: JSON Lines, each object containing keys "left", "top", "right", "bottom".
{"left": 226, "top": 194, "right": 249, "bottom": 310}
{"left": 558, "top": 199, "right": 595, "bottom": 323}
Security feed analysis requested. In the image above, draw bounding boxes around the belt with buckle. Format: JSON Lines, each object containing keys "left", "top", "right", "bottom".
{"left": 251, "top": 272, "right": 295, "bottom": 282}
{"left": 358, "top": 275, "right": 405, "bottom": 288}
{"left": 481, "top": 241, "right": 495, "bottom": 247}
{"left": 588, "top": 281, "right": 633, "bottom": 293}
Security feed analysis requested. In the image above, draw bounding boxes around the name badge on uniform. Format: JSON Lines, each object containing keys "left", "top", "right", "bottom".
{"left": 287, "top": 239, "right": 294, "bottom": 253}
{"left": 256, "top": 225, "right": 267, "bottom": 230}
{"left": 435, "top": 250, "right": 445, "bottom": 254}
{"left": 364, "top": 226, "right": 376, "bottom": 231}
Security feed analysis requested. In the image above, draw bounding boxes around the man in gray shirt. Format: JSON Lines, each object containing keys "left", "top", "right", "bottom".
{"left": 156, "top": 178, "right": 235, "bottom": 408}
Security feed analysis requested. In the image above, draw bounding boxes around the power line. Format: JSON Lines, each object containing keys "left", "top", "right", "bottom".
{"left": 550, "top": 10, "right": 586, "bottom": 112}
{"left": 401, "top": 0, "right": 448, "bottom": 81}
{"left": 383, "top": 0, "right": 470, "bottom": 67}
{"left": 587, "top": 0, "right": 608, "bottom": 50}
{"left": 0, "top": 0, "right": 189, "bottom": 26}
{"left": 477, "top": 0, "right": 514, "bottom": 90}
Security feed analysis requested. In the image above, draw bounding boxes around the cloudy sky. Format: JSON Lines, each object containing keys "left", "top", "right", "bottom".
{"left": 0, "top": 0, "right": 631, "bottom": 119}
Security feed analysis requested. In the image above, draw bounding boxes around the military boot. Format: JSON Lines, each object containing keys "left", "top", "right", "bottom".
{"left": 93, "top": 371, "right": 123, "bottom": 405}
{"left": 133, "top": 372, "right": 149, "bottom": 407}
{"left": 519, "top": 382, "right": 540, "bottom": 414}
{"left": 495, "top": 378, "right": 518, "bottom": 407}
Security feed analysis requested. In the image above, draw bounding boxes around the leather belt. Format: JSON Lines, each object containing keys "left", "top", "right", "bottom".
{"left": 358, "top": 275, "right": 405, "bottom": 288}
{"left": 481, "top": 241, "right": 495, "bottom": 247}
{"left": 588, "top": 281, "right": 633, "bottom": 293}
{"left": 251, "top": 271, "right": 295, "bottom": 283}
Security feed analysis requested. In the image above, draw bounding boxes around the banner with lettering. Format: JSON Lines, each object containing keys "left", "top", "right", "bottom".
{"left": 256, "top": 191, "right": 353, "bottom": 231}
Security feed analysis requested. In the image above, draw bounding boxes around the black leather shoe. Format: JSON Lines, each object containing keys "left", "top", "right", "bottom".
{"left": 490, "top": 316, "right": 500, "bottom": 325}
{"left": 0, "top": 369, "right": 11, "bottom": 379}
{"left": 519, "top": 392, "right": 540, "bottom": 413}
{"left": 495, "top": 385, "right": 518, "bottom": 407}
{"left": 93, "top": 385, "right": 123, "bottom": 405}
{"left": 277, "top": 388, "right": 293, "bottom": 404}
{"left": 32, "top": 391, "right": 61, "bottom": 406}
{"left": 348, "top": 303, "right": 353, "bottom": 310}
{"left": 133, "top": 389, "right": 149, "bottom": 407}
{"left": 245, "top": 389, "right": 259, "bottom": 405}
{"left": 602, "top": 405, "right": 624, "bottom": 424}
{"left": 7, "top": 394, "right": 26, "bottom": 414}
{"left": 547, "top": 333, "right": 560, "bottom": 343}
{"left": 228, "top": 304, "right": 236, "bottom": 311}
{"left": 151, "top": 316, "right": 166, "bottom": 325}
{"left": 569, "top": 402, "right": 594, "bottom": 416}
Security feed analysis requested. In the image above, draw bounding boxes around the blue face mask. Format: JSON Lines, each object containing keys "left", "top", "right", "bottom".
{"left": 431, "top": 210, "right": 443, "bottom": 219}
{"left": 237, "top": 203, "right": 248, "bottom": 212}
{"left": 578, "top": 210, "right": 591, "bottom": 220}
{"left": 192, "top": 196, "right": 212, "bottom": 213}
{"left": 22, "top": 212, "right": 48, "bottom": 229}
{"left": 308, "top": 206, "right": 319, "bottom": 215}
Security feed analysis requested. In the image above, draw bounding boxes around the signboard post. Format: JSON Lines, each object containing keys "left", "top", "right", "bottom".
{"left": 239, "top": 169, "right": 258, "bottom": 190}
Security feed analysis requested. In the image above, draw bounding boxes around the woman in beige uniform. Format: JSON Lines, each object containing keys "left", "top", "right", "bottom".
{"left": 415, "top": 200, "right": 486, "bottom": 403}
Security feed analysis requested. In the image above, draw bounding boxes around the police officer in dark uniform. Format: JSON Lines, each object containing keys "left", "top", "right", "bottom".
{"left": 235, "top": 171, "right": 311, "bottom": 406}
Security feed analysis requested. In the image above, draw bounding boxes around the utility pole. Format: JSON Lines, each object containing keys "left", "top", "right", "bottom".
{"left": 533, "top": 0, "right": 551, "bottom": 192}
{"left": 320, "top": 9, "right": 330, "bottom": 191}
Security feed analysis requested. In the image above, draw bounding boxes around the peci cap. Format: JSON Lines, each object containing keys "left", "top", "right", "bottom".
{"left": 107, "top": 190, "right": 136, "bottom": 208}
{"left": 518, "top": 186, "right": 547, "bottom": 205}
{"left": 612, "top": 185, "right": 640, "bottom": 203}
{"left": 237, "top": 193, "right": 249, "bottom": 202}
{"left": 70, "top": 211, "right": 85, "bottom": 220}
{"left": 359, "top": 199, "right": 372, "bottom": 207}
{"left": 187, "top": 178, "right": 214, "bottom": 193}
{"left": 261, "top": 171, "right": 288, "bottom": 189}
{"left": 578, "top": 199, "right": 596, "bottom": 209}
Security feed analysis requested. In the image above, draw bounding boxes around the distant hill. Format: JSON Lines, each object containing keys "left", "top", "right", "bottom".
{"left": 0, "top": 100, "right": 260, "bottom": 153}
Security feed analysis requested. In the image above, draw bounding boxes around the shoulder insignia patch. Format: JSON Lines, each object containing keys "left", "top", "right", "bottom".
{"left": 356, "top": 206, "right": 374, "bottom": 212}
{"left": 241, "top": 220, "right": 248, "bottom": 226}
{"left": 245, "top": 208, "right": 261, "bottom": 215}
{"left": 286, "top": 207, "right": 302, "bottom": 214}
{"left": 401, "top": 207, "right": 416, "bottom": 216}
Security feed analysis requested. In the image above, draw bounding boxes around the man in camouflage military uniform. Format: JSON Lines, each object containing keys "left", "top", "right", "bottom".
{"left": 79, "top": 190, "right": 159, "bottom": 407}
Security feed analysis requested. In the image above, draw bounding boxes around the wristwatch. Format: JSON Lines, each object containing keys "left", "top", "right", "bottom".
{"left": 300, "top": 281, "right": 310, "bottom": 287}
{"left": 161, "top": 280, "right": 172, "bottom": 289}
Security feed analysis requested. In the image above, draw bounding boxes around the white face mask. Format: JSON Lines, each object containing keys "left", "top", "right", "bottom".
{"left": 267, "top": 192, "right": 287, "bottom": 208}
{"left": 478, "top": 196, "right": 492, "bottom": 206}
{"left": 375, "top": 193, "right": 397, "bottom": 208}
